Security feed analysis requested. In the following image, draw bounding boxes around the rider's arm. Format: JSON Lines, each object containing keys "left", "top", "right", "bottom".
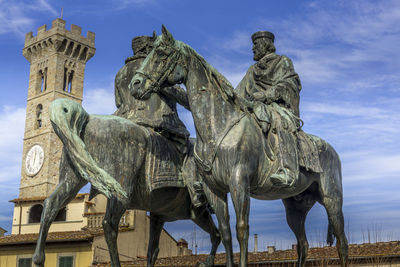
{"left": 271, "top": 56, "right": 301, "bottom": 111}
{"left": 160, "top": 85, "right": 191, "bottom": 111}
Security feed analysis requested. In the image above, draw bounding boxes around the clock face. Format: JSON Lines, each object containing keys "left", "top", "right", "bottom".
{"left": 25, "top": 144, "right": 44, "bottom": 176}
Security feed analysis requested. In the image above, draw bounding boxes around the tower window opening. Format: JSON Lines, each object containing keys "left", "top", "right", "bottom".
{"left": 38, "top": 68, "right": 47, "bottom": 92}
{"left": 65, "top": 41, "right": 74, "bottom": 56}
{"left": 28, "top": 204, "right": 43, "bottom": 223}
{"left": 36, "top": 104, "right": 43, "bottom": 128}
{"left": 63, "top": 68, "right": 67, "bottom": 91}
{"left": 63, "top": 68, "right": 74, "bottom": 93}
{"left": 67, "top": 70, "right": 74, "bottom": 93}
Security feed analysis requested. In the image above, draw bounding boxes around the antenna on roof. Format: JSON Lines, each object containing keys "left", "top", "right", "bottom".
{"left": 60, "top": 7, "right": 64, "bottom": 19}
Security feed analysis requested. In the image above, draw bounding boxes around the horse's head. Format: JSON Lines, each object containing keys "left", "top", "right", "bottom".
{"left": 130, "top": 25, "right": 187, "bottom": 99}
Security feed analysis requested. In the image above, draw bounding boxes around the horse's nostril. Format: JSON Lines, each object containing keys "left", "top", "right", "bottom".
{"left": 63, "top": 108, "right": 68, "bottom": 113}
{"left": 133, "top": 80, "right": 141, "bottom": 85}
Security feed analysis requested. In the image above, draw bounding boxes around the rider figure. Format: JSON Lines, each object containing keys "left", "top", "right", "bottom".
{"left": 236, "top": 31, "right": 302, "bottom": 188}
{"left": 114, "top": 35, "right": 206, "bottom": 209}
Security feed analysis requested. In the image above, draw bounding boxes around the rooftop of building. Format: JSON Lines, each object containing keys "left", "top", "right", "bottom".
{"left": 0, "top": 227, "right": 136, "bottom": 246}
{"left": 9, "top": 193, "right": 88, "bottom": 204}
{"left": 92, "top": 241, "right": 400, "bottom": 266}
{"left": 0, "top": 229, "right": 98, "bottom": 246}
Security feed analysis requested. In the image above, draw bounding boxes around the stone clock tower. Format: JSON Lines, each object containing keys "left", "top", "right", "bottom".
{"left": 19, "top": 18, "right": 95, "bottom": 198}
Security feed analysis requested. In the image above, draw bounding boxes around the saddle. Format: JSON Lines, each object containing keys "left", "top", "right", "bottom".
{"left": 297, "top": 130, "right": 323, "bottom": 173}
{"left": 144, "top": 128, "right": 185, "bottom": 190}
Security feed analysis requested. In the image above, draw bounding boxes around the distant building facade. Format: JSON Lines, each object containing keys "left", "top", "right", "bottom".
{"left": 0, "top": 18, "right": 190, "bottom": 267}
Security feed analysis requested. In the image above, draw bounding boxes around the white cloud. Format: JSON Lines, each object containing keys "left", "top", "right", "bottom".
{"left": 0, "top": 106, "right": 25, "bottom": 149}
{"left": 0, "top": 106, "right": 24, "bottom": 202}
{"left": 343, "top": 152, "right": 400, "bottom": 182}
{"left": 207, "top": 0, "right": 400, "bottom": 95}
{"left": 111, "top": 0, "right": 157, "bottom": 10}
{"left": 0, "top": 0, "right": 57, "bottom": 37}
{"left": 218, "top": 31, "right": 251, "bottom": 55}
{"left": 82, "top": 88, "right": 116, "bottom": 115}
{"left": 303, "top": 101, "right": 386, "bottom": 118}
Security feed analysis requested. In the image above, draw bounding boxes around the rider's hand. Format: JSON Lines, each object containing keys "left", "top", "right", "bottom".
{"left": 252, "top": 92, "right": 266, "bottom": 102}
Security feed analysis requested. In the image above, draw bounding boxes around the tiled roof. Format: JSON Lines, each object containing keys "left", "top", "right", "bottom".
{"left": 92, "top": 241, "right": 400, "bottom": 266}
{"left": 9, "top": 193, "right": 88, "bottom": 203}
{"left": 0, "top": 227, "right": 137, "bottom": 246}
{"left": 0, "top": 229, "right": 101, "bottom": 246}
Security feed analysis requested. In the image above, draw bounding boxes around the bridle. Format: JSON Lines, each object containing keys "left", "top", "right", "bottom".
{"left": 134, "top": 43, "right": 183, "bottom": 99}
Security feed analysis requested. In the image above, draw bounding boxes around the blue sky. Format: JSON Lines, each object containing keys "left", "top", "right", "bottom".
{"left": 1, "top": 0, "right": 400, "bottom": 253}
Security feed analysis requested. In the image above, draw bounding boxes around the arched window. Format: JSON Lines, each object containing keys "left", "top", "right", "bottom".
{"left": 28, "top": 204, "right": 43, "bottom": 223}
{"left": 67, "top": 70, "right": 74, "bottom": 93}
{"left": 63, "top": 68, "right": 67, "bottom": 91}
{"left": 36, "top": 104, "right": 43, "bottom": 128}
{"left": 38, "top": 68, "right": 47, "bottom": 92}
{"left": 63, "top": 68, "right": 74, "bottom": 93}
{"left": 54, "top": 207, "right": 67, "bottom": 222}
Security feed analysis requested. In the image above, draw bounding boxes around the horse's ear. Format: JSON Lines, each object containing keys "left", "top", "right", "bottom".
{"left": 152, "top": 30, "right": 157, "bottom": 40}
{"left": 161, "top": 24, "right": 174, "bottom": 45}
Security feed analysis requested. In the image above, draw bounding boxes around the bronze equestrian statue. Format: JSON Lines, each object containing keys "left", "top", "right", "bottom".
{"left": 32, "top": 35, "right": 220, "bottom": 267}
{"left": 131, "top": 25, "right": 349, "bottom": 267}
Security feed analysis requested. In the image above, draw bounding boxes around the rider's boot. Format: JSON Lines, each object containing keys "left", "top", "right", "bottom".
{"left": 270, "top": 126, "right": 299, "bottom": 188}
{"left": 186, "top": 180, "right": 208, "bottom": 215}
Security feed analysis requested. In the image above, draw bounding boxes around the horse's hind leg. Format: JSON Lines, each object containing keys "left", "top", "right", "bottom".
{"left": 33, "top": 153, "right": 87, "bottom": 267}
{"left": 318, "top": 147, "right": 348, "bottom": 267}
{"left": 282, "top": 192, "right": 316, "bottom": 267}
{"left": 320, "top": 195, "right": 348, "bottom": 267}
{"left": 102, "top": 198, "right": 126, "bottom": 267}
{"left": 146, "top": 213, "right": 165, "bottom": 267}
{"left": 190, "top": 203, "right": 221, "bottom": 267}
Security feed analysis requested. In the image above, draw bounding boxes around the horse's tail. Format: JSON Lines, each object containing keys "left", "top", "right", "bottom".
{"left": 327, "top": 222, "right": 335, "bottom": 246}
{"left": 49, "top": 98, "right": 128, "bottom": 201}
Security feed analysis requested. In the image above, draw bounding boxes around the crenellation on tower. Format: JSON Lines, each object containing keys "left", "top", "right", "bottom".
{"left": 71, "top": 24, "right": 82, "bottom": 35}
{"left": 23, "top": 18, "right": 95, "bottom": 64}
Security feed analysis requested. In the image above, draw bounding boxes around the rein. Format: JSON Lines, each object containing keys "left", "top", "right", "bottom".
{"left": 135, "top": 46, "right": 183, "bottom": 99}
{"left": 193, "top": 112, "right": 247, "bottom": 173}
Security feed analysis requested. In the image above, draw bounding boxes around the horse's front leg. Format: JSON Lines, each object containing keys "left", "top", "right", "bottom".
{"left": 229, "top": 167, "right": 250, "bottom": 267}
{"left": 102, "top": 198, "right": 126, "bottom": 267}
{"left": 33, "top": 154, "right": 87, "bottom": 267}
{"left": 147, "top": 213, "right": 165, "bottom": 267}
{"left": 203, "top": 185, "right": 234, "bottom": 267}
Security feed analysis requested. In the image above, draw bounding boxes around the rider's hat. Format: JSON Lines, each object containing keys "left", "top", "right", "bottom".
{"left": 132, "top": 36, "right": 155, "bottom": 54}
{"left": 251, "top": 31, "right": 275, "bottom": 43}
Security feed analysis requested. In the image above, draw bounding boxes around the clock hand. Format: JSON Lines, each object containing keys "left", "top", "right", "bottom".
{"left": 33, "top": 151, "right": 37, "bottom": 167}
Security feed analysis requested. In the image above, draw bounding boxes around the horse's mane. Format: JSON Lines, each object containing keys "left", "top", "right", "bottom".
{"left": 176, "top": 40, "right": 236, "bottom": 103}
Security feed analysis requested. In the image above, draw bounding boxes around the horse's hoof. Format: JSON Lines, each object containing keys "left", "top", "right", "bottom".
{"left": 32, "top": 254, "right": 44, "bottom": 267}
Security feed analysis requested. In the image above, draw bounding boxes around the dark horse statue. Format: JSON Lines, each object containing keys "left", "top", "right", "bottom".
{"left": 32, "top": 99, "right": 221, "bottom": 267}
{"left": 131, "top": 26, "right": 349, "bottom": 267}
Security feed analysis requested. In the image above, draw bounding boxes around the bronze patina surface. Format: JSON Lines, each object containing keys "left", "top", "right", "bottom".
{"left": 33, "top": 35, "right": 220, "bottom": 267}
{"left": 131, "top": 26, "right": 348, "bottom": 267}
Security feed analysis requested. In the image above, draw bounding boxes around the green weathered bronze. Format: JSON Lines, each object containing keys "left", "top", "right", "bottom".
{"left": 33, "top": 36, "right": 220, "bottom": 267}
{"left": 131, "top": 25, "right": 349, "bottom": 267}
